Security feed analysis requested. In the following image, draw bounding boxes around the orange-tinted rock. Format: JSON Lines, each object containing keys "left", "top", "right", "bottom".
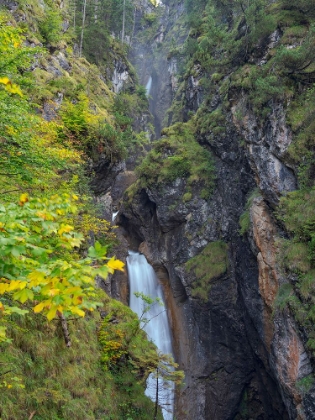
{"left": 250, "top": 197, "right": 312, "bottom": 419}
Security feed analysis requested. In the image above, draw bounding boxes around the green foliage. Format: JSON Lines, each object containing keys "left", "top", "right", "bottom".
{"left": 0, "top": 290, "right": 158, "bottom": 420}
{"left": 59, "top": 94, "right": 92, "bottom": 140}
{"left": 186, "top": 241, "right": 228, "bottom": 301}
{"left": 0, "top": 194, "right": 124, "bottom": 341}
{"left": 196, "top": 106, "right": 226, "bottom": 136}
{"left": 136, "top": 121, "right": 215, "bottom": 199}
{"left": 38, "top": 9, "right": 62, "bottom": 45}
{"left": 186, "top": 0, "right": 276, "bottom": 70}
{"left": 99, "top": 298, "right": 158, "bottom": 370}
{"left": 0, "top": 308, "right": 108, "bottom": 419}
{"left": 275, "top": 25, "right": 315, "bottom": 75}
{"left": 296, "top": 375, "right": 314, "bottom": 395}
{"left": 282, "top": 241, "right": 311, "bottom": 273}
{"left": 74, "top": 0, "right": 134, "bottom": 66}
{"left": 278, "top": 188, "right": 315, "bottom": 244}
{"left": 0, "top": 5, "right": 166, "bottom": 418}
{"left": 274, "top": 283, "right": 295, "bottom": 311}
{"left": 250, "top": 74, "right": 286, "bottom": 110}
{"left": 58, "top": 90, "right": 145, "bottom": 163}
{"left": 281, "top": 0, "right": 315, "bottom": 18}
{"left": 143, "top": 13, "right": 158, "bottom": 25}
{"left": 239, "top": 189, "right": 260, "bottom": 235}
{"left": 277, "top": 187, "right": 315, "bottom": 280}
{"left": 181, "top": 0, "right": 315, "bottom": 129}
{"left": 113, "top": 90, "right": 148, "bottom": 125}
{"left": 285, "top": 85, "right": 315, "bottom": 187}
{"left": 276, "top": 188, "right": 315, "bottom": 346}
{"left": 239, "top": 211, "right": 251, "bottom": 236}
{"left": 229, "top": 63, "right": 291, "bottom": 114}
{"left": 0, "top": 14, "right": 85, "bottom": 199}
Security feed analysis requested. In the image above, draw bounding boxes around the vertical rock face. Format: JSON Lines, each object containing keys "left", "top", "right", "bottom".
{"left": 119, "top": 141, "right": 292, "bottom": 419}
{"left": 247, "top": 198, "right": 315, "bottom": 419}
{"left": 231, "top": 104, "right": 297, "bottom": 207}
{"left": 111, "top": 59, "right": 130, "bottom": 93}
{"left": 102, "top": 1, "right": 315, "bottom": 419}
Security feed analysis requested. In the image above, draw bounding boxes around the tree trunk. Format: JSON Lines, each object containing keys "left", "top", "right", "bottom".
{"left": 79, "top": 0, "right": 87, "bottom": 57}
{"left": 59, "top": 313, "right": 71, "bottom": 347}
{"left": 73, "top": 0, "right": 76, "bottom": 30}
{"left": 94, "top": 0, "right": 98, "bottom": 23}
{"left": 153, "top": 368, "right": 159, "bottom": 420}
{"left": 122, "top": 0, "right": 126, "bottom": 42}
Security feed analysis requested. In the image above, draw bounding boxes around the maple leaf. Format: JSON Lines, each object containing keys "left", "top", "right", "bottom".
{"left": 70, "top": 306, "right": 85, "bottom": 317}
{"left": 33, "top": 301, "right": 46, "bottom": 313}
{"left": 46, "top": 305, "right": 58, "bottom": 321}
{"left": 28, "top": 271, "right": 46, "bottom": 287}
{"left": 88, "top": 241, "right": 108, "bottom": 259}
{"left": 13, "top": 288, "right": 34, "bottom": 304}
{"left": 107, "top": 258, "right": 125, "bottom": 272}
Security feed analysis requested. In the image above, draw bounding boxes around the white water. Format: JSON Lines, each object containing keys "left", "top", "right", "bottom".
{"left": 127, "top": 251, "right": 174, "bottom": 420}
{"left": 145, "top": 76, "right": 152, "bottom": 96}
{"left": 112, "top": 211, "right": 119, "bottom": 222}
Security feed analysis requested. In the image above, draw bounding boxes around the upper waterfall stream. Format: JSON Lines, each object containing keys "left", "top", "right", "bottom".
{"left": 145, "top": 76, "right": 152, "bottom": 97}
{"left": 127, "top": 251, "right": 174, "bottom": 420}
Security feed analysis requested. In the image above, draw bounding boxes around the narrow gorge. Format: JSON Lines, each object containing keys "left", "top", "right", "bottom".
{"left": 1, "top": 0, "right": 315, "bottom": 419}
{"left": 108, "top": 0, "right": 315, "bottom": 419}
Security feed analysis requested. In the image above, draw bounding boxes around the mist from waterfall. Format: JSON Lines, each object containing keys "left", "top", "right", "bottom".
{"left": 127, "top": 251, "right": 174, "bottom": 420}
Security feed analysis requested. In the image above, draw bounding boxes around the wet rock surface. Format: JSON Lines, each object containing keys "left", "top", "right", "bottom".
{"left": 91, "top": 1, "right": 315, "bottom": 419}
{"left": 118, "top": 159, "right": 291, "bottom": 419}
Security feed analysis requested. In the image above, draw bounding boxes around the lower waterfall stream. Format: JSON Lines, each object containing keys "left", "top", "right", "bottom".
{"left": 127, "top": 251, "right": 174, "bottom": 420}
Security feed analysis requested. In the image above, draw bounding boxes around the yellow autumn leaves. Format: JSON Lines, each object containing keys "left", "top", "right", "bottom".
{"left": 0, "top": 194, "right": 125, "bottom": 340}
{"left": 0, "top": 76, "right": 23, "bottom": 97}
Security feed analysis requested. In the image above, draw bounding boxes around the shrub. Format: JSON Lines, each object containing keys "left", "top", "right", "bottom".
{"left": 38, "top": 10, "right": 62, "bottom": 45}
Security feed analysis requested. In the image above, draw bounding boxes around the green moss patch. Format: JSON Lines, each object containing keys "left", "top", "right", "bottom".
{"left": 186, "top": 241, "right": 229, "bottom": 301}
{"left": 136, "top": 121, "right": 215, "bottom": 200}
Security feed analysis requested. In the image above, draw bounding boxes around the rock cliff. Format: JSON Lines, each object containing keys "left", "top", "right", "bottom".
{"left": 110, "top": 0, "right": 315, "bottom": 419}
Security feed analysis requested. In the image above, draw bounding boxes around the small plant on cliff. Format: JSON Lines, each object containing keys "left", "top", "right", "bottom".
{"left": 239, "top": 189, "right": 260, "bottom": 236}
{"left": 186, "top": 241, "right": 229, "bottom": 302}
{"left": 296, "top": 375, "right": 314, "bottom": 395}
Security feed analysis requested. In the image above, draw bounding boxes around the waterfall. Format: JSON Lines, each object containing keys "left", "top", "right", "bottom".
{"left": 145, "top": 76, "right": 152, "bottom": 96}
{"left": 112, "top": 211, "right": 119, "bottom": 222}
{"left": 127, "top": 251, "right": 174, "bottom": 420}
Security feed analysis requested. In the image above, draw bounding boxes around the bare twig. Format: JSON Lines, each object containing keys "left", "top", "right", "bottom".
{"left": 28, "top": 411, "right": 36, "bottom": 420}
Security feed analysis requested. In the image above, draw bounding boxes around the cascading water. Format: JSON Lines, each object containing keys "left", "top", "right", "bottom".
{"left": 112, "top": 211, "right": 119, "bottom": 222}
{"left": 127, "top": 251, "right": 174, "bottom": 420}
{"left": 145, "top": 76, "right": 152, "bottom": 97}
